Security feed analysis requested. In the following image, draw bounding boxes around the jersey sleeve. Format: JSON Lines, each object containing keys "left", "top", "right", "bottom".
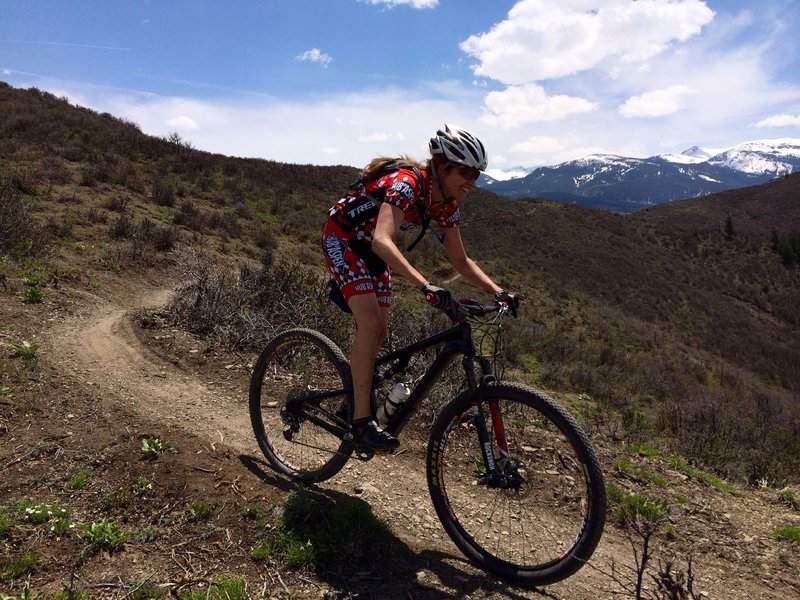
{"left": 381, "top": 168, "right": 423, "bottom": 214}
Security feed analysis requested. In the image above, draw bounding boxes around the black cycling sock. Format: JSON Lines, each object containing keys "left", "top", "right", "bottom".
{"left": 351, "top": 417, "right": 373, "bottom": 430}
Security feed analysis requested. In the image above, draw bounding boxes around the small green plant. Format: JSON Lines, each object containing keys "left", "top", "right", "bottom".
{"left": 0, "top": 511, "right": 13, "bottom": 538}
{"left": 187, "top": 500, "right": 213, "bottom": 521}
{"left": 81, "top": 519, "right": 129, "bottom": 551}
{"left": 242, "top": 504, "right": 264, "bottom": 521}
{"left": 773, "top": 526, "right": 800, "bottom": 545}
{"left": 472, "top": 454, "right": 488, "bottom": 476}
{"left": 22, "top": 502, "right": 69, "bottom": 525}
{"left": 133, "top": 476, "right": 153, "bottom": 494}
{"left": 0, "top": 577, "right": 31, "bottom": 600}
{"left": 251, "top": 486, "right": 392, "bottom": 572}
{"left": 178, "top": 578, "right": 246, "bottom": 600}
{"left": 664, "top": 455, "right": 734, "bottom": 493}
{"left": 777, "top": 488, "right": 800, "bottom": 511}
{"left": 626, "top": 441, "right": 659, "bottom": 458}
{"left": 21, "top": 286, "right": 46, "bottom": 304}
{"left": 251, "top": 531, "right": 316, "bottom": 569}
{"left": 66, "top": 468, "right": 93, "bottom": 490}
{"left": 11, "top": 341, "right": 39, "bottom": 359}
{"left": 616, "top": 458, "right": 635, "bottom": 473}
{"left": 126, "top": 578, "right": 166, "bottom": 600}
{"left": 135, "top": 524, "right": 161, "bottom": 543}
{"left": 3, "top": 552, "right": 38, "bottom": 578}
{"left": 0, "top": 385, "right": 14, "bottom": 399}
{"left": 141, "top": 436, "right": 163, "bottom": 456}
{"left": 606, "top": 484, "right": 672, "bottom": 599}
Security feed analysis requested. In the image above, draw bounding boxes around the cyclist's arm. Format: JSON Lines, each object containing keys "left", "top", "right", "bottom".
{"left": 372, "top": 202, "right": 428, "bottom": 289}
{"left": 442, "top": 225, "right": 502, "bottom": 294}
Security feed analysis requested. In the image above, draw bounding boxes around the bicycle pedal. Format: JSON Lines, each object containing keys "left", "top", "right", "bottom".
{"left": 353, "top": 445, "right": 375, "bottom": 462}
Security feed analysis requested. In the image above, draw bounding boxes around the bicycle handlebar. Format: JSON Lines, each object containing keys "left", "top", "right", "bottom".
{"left": 457, "top": 300, "right": 508, "bottom": 319}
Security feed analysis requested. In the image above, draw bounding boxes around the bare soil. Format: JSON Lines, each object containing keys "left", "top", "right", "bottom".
{"left": 1, "top": 274, "right": 798, "bottom": 599}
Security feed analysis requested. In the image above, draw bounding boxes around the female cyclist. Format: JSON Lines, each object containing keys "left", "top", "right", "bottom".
{"left": 322, "top": 124, "right": 518, "bottom": 449}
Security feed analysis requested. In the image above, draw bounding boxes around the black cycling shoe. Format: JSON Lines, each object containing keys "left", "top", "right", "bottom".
{"left": 350, "top": 419, "right": 399, "bottom": 450}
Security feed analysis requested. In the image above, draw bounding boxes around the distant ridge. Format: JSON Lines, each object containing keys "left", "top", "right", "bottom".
{"left": 481, "top": 138, "right": 800, "bottom": 213}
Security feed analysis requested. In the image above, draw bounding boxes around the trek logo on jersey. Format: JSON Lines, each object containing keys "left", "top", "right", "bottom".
{"left": 390, "top": 180, "right": 415, "bottom": 201}
{"left": 345, "top": 196, "right": 378, "bottom": 221}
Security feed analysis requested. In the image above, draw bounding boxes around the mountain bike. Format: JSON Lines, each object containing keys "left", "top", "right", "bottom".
{"left": 249, "top": 302, "right": 606, "bottom": 587}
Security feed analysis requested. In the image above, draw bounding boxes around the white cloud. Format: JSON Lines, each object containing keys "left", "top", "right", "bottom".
{"left": 165, "top": 115, "right": 198, "bottom": 129}
{"left": 754, "top": 113, "right": 800, "bottom": 127}
{"left": 619, "top": 84, "right": 697, "bottom": 118}
{"left": 480, "top": 84, "right": 597, "bottom": 128}
{"left": 508, "top": 135, "right": 607, "bottom": 165}
{"left": 2, "top": 69, "right": 11, "bottom": 75}
{"left": 357, "top": 131, "right": 407, "bottom": 143}
{"left": 460, "top": 0, "right": 715, "bottom": 85}
{"left": 295, "top": 48, "right": 332, "bottom": 68}
{"left": 360, "top": 0, "right": 438, "bottom": 8}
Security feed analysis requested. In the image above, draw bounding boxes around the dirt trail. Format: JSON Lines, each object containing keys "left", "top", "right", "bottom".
{"left": 50, "top": 287, "right": 254, "bottom": 453}
{"left": 43, "top": 285, "right": 800, "bottom": 599}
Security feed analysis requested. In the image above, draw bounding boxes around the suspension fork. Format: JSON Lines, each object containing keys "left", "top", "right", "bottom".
{"left": 463, "top": 356, "right": 509, "bottom": 486}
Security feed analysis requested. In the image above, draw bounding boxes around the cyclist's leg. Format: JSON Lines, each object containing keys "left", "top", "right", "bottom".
{"left": 347, "top": 293, "right": 385, "bottom": 420}
{"left": 323, "top": 229, "right": 395, "bottom": 448}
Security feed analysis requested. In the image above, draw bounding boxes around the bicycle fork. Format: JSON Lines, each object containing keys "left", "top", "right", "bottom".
{"left": 463, "top": 357, "right": 512, "bottom": 489}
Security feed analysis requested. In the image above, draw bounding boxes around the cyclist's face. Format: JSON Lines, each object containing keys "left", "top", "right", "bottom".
{"left": 441, "top": 164, "right": 478, "bottom": 203}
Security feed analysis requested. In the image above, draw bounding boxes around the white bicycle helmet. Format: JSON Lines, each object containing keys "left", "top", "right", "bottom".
{"left": 429, "top": 123, "right": 488, "bottom": 171}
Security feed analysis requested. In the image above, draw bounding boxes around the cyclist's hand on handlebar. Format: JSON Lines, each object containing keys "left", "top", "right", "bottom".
{"left": 494, "top": 289, "right": 520, "bottom": 317}
{"left": 421, "top": 283, "right": 462, "bottom": 321}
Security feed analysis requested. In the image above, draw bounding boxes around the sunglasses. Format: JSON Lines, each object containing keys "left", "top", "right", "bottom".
{"left": 449, "top": 163, "right": 481, "bottom": 182}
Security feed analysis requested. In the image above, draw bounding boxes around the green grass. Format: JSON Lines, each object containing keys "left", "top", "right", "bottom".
{"left": 81, "top": 519, "right": 129, "bottom": 551}
{"left": 65, "top": 468, "right": 92, "bottom": 490}
{"left": 773, "top": 526, "right": 800, "bottom": 545}
{"left": 0, "top": 511, "right": 13, "bottom": 538}
{"left": 1, "top": 552, "right": 38, "bottom": 579}
{"left": 626, "top": 441, "right": 660, "bottom": 458}
{"left": 607, "top": 484, "right": 668, "bottom": 525}
{"left": 186, "top": 500, "right": 213, "bottom": 521}
{"left": 179, "top": 577, "right": 245, "bottom": 600}
{"left": 665, "top": 456, "right": 735, "bottom": 493}
{"left": 777, "top": 488, "right": 800, "bottom": 511}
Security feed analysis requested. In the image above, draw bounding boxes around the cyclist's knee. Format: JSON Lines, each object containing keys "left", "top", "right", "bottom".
{"left": 349, "top": 295, "right": 386, "bottom": 340}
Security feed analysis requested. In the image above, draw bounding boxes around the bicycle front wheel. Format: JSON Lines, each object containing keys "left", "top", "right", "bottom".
{"left": 249, "top": 328, "right": 353, "bottom": 484}
{"left": 427, "top": 382, "right": 606, "bottom": 587}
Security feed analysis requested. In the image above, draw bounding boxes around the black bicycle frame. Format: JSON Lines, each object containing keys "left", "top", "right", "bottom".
{"left": 374, "top": 321, "right": 494, "bottom": 435}
{"left": 287, "top": 316, "right": 506, "bottom": 484}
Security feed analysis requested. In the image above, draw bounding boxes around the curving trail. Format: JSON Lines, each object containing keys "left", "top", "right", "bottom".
{"left": 49, "top": 287, "right": 254, "bottom": 453}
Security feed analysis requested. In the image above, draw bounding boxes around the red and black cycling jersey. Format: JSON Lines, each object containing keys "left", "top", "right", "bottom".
{"left": 327, "top": 167, "right": 460, "bottom": 242}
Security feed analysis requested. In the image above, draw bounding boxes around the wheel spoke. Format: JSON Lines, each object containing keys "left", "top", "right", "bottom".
{"left": 249, "top": 329, "right": 352, "bottom": 483}
{"left": 427, "top": 383, "right": 606, "bottom": 586}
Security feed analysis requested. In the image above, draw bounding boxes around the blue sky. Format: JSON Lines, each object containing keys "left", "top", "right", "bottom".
{"left": 2, "top": 0, "right": 800, "bottom": 177}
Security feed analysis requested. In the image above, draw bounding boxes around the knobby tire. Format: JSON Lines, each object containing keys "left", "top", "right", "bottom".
{"left": 249, "top": 328, "right": 353, "bottom": 483}
{"left": 426, "top": 382, "right": 606, "bottom": 587}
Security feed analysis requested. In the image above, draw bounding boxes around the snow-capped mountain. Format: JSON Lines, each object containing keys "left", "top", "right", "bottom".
{"left": 481, "top": 138, "right": 800, "bottom": 213}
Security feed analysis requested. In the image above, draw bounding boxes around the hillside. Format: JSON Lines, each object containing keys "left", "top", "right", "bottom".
{"left": 1, "top": 83, "right": 799, "bottom": 598}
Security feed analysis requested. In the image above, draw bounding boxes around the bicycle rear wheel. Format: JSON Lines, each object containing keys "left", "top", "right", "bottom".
{"left": 249, "top": 328, "right": 353, "bottom": 483}
{"left": 427, "top": 382, "right": 606, "bottom": 587}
